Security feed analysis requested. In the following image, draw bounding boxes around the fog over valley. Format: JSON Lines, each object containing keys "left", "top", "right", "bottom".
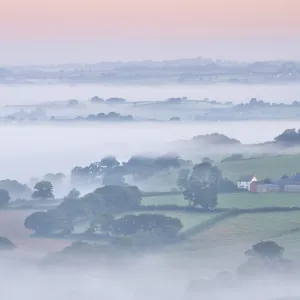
{"left": 2, "top": 120, "right": 300, "bottom": 182}
{"left": 2, "top": 59, "right": 300, "bottom": 300}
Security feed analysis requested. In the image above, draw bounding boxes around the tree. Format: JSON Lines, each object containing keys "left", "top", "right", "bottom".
{"left": 66, "top": 188, "right": 80, "bottom": 200}
{"left": 177, "top": 169, "right": 190, "bottom": 191}
{"left": 89, "top": 213, "right": 115, "bottom": 235}
{"left": 100, "top": 156, "right": 120, "bottom": 169}
{"left": 105, "top": 214, "right": 183, "bottom": 238}
{"left": 153, "top": 154, "right": 181, "bottom": 171}
{"left": 202, "top": 157, "right": 213, "bottom": 164}
{"left": 43, "top": 173, "right": 66, "bottom": 186}
{"left": 102, "top": 171, "right": 126, "bottom": 186}
{"left": 245, "top": 241, "right": 284, "bottom": 263}
{"left": 106, "top": 97, "right": 126, "bottom": 104}
{"left": 93, "top": 185, "right": 142, "bottom": 213}
{"left": 275, "top": 128, "right": 300, "bottom": 144}
{"left": 90, "top": 96, "right": 105, "bottom": 103}
{"left": 67, "top": 99, "right": 80, "bottom": 107}
{"left": 218, "top": 178, "right": 238, "bottom": 193}
{"left": 58, "top": 198, "right": 91, "bottom": 221}
{"left": 0, "top": 179, "right": 32, "bottom": 200}
{"left": 237, "top": 241, "right": 293, "bottom": 277}
{"left": 183, "top": 162, "right": 219, "bottom": 210}
{"left": 0, "top": 189, "right": 10, "bottom": 208}
{"left": 24, "top": 210, "right": 73, "bottom": 235}
{"left": 32, "top": 181, "right": 54, "bottom": 200}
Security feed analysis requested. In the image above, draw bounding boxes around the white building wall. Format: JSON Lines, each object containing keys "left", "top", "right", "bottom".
{"left": 237, "top": 181, "right": 251, "bottom": 190}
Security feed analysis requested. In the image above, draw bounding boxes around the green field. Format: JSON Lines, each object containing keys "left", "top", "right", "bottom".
{"left": 142, "top": 192, "right": 300, "bottom": 209}
{"left": 165, "top": 210, "right": 300, "bottom": 270}
{"left": 218, "top": 154, "right": 300, "bottom": 181}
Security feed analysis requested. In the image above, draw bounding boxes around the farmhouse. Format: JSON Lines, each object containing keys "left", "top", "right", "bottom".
{"left": 276, "top": 173, "right": 300, "bottom": 192}
{"left": 250, "top": 181, "right": 281, "bottom": 193}
{"left": 237, "top": 175, "right": 258, "bottom": 190}
{"left": 250, "top": 173, "right": 300, "bottom": 193}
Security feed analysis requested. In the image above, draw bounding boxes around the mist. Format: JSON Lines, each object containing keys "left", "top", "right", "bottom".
{"left": 0, "top": 120, "right": 299, "bottom": 182}
{"left": 2, "top": 249, "right": 300, "bottom": 300}
{"left": 1, "top": 83, "right": 300, "bottom": 105}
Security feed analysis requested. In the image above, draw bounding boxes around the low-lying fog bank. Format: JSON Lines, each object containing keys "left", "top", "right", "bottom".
{"left": 1, "top": 120, "right": 300, "bottom": 181}
{"left": 2, "top": 251, "right": 300, "bottom": 300}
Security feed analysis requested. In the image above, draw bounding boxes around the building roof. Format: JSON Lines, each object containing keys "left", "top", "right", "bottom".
{"left": 238, "top": 175, "right": 255, "bottom": 182}
{"left": 275, "top": 173, "right": 300, "bottom": 186}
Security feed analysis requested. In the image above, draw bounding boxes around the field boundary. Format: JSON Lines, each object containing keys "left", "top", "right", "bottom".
{"left": 179, "top": 209, "right": 239, "bottom": 239}
{"left": 175, "top": 206, "right": 300, "bottom": 240}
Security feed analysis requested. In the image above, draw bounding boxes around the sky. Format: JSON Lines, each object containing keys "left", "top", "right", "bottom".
{"left": 0, "top": 0, "right": 299, "bottom": 64}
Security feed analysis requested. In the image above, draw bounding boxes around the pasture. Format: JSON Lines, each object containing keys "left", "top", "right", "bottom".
{"left": 142, "top": 192, "right": 300, "bottom": 209}
{"left": 166, "top": 210, "right": 300, "bottom": 270}
{"left": 0, "top": 210, "right": 71, "bottom": 252}
{"left": 218, "top": 154, "right": 300, "bottom": 182}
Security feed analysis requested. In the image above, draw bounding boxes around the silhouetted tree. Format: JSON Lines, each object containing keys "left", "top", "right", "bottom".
{"left": 24, "top": 210, "right": 73, "bottom": 235}
{"left": 245, "top": 241, "right": 284, "bottom": 263}
{"left": 32, "top": 181, "right": 54, "bottom": 200}
{"left": 66, "top": 188, "right": 80, "bottom": 200}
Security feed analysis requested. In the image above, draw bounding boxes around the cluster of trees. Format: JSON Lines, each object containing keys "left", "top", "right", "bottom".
{"left": 274, "top": 128, "right": 300, "bottom": 144}
{"left": 0, "top": 179, "right": 32, "bottom": 200}
{"left": 71, "top": 154, "right": 189, "bottom": 186}
{"left": 238, "top": 241, "right": 294, "bottom": 276}
{"left": 24, "top": 185, "right": 142, "bottom": 234}
{"left": 25, "top": 184, "right": 183, "bottom": 249}
{"left": 89, "top": 213, "right": 183, "bottom": 240}
{"left": 76, "top": 112, "right": 133, "bottom": 122}
{"left": 46, "top": 214, "right": 183, "bottom": 262}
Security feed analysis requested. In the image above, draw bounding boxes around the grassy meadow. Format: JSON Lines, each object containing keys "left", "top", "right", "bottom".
{"left": 165, "top": 210, "right": 300, "bottom": 270}
{"left": 142, "top": 192, "right": 300, "bottom": 209}
{"left": 218, "top": 154, "right": 300, "bottom": 182}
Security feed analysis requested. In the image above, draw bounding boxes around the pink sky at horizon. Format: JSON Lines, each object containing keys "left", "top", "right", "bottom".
{"left": 0, "top": 0, "right": 299, "bottom": 39}
{"left": 0, "top": 0, "right": 299, "bottom": 64}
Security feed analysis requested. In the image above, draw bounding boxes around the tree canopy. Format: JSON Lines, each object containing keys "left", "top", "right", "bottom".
{"left": 32, "top": 181, "right": 54, "bottom": 200}
{"left": 24, "top": 210, "right": 73, "bottom": 235}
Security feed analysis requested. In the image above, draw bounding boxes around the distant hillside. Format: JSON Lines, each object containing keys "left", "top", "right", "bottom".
{"left": 191, "top": 133, "right": 241, "bottom": 145}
